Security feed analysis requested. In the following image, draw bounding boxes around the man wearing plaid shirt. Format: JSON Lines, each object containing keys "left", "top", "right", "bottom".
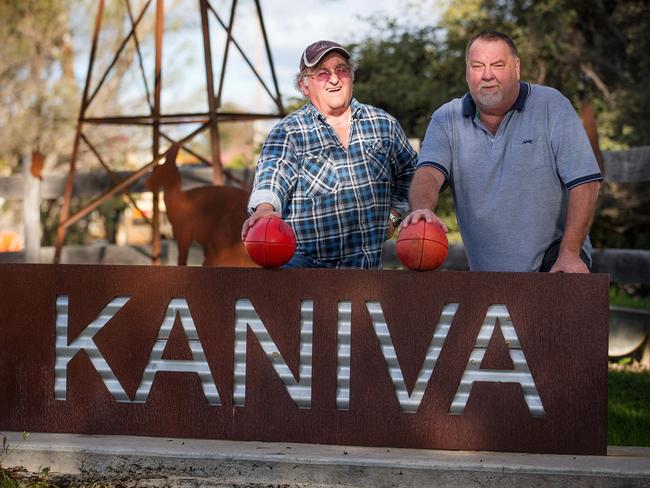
{"left": 241, "top": 40, "right": 417, "bottom": 268}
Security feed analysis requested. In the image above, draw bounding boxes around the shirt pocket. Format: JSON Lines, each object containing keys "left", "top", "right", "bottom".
{"left": 363, "top": 139, "right": 391, "bottom": 182}
{"left": 298, "top": 150, "right": 340, "bottom": 198}
{"left": 507, "top": 137, "right": 548, "bottom": 174}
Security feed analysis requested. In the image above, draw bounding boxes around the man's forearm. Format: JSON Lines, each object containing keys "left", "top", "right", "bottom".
{"left": 409, "top": 166, "right": 443, "bottom": 211}
{"left": 559, "top": 181, "right": 600, "bottom": 256}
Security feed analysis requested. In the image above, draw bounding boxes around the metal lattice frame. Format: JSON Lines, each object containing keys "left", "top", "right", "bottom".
{"left": 54, "top": 0, "right": 284, "bottom": 264}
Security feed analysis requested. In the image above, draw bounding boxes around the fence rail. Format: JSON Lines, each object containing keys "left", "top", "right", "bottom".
{"left": 1, "top": 241, "right": 648, "bottom": 285}
{"left": 0, "top": 146, "right": 647, "bottom": 280}
{"left": 0, "top": 145, "right": 648, "bottom": 201}
{"left": 0, "top": 167, "right": 247, "bottom": 200}
{"left": 602, "top": 146, "right": 650, "bottom": 183}
{"left": 383, "top": 242, "right": 650, "bottom": 284}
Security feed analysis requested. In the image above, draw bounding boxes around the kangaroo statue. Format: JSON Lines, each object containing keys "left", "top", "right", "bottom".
{"left": 146, "top": 143, "right": 256, "bottom": 267}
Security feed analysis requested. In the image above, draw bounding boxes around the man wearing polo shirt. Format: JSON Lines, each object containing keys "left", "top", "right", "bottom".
{"left": 403, "top": 30, "right": 602, "bottom": 272}
{"left": 242, "top": 40, "right": 416, "bottom": 268}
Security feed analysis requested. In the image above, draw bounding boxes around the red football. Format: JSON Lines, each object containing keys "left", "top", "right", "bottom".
{"left": 396, "top": 220, "right": 448, "bottom": 271}
{"left": 244, "top": 216, "right": 296, "bottom": 268}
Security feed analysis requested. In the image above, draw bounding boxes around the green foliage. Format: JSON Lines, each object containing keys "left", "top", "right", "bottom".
{"left": 0, "top": 0, "right": 77, "bottom": 170}
{"left": 591, "top": 181, "right": 650, "bottom": 251}
{"left": 608, "top": 370, "right": 650, "bottom": 446}
{"left": 284, "top": 97, "right": 308, "bottom": 115}
{"left": 97, "top": 196, "right": 128, "bottom": 244}
{"left": 436, "top": 189, "right": 461, "bottom": 243}
{"left": 0, "top": 468, "right": 53, "bottom": 488}
{"left": 0, "top": 469, "right": 18, "bottom": 488}
{"left": 39, "top": 198, "right": 94, "bottom": 246}
{"left": 348, "top": 22, "right": 465, "bottom": 138}
{"left": 0, "top": 432, "right": 62, "bottom": 487}
{"left": 350, "top": 0, "right": 650, "bottom": 147}
{"left": 609, "top": 284, "right": 650, "bottom": 310}
{"left": 440, "top": 0, "right": 650, "bottom": 148}
{"left": 225, "top": 154, "right": 251, "bottom": 170}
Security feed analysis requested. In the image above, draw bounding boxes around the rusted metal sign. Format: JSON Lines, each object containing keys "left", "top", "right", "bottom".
{"left": 0, "top": 264, "right": 609, "bottom": 455}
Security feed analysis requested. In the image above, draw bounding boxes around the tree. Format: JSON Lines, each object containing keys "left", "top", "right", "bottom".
{"left": 350, "top": 0, "right": 650, "bottom": 148}
{"left": 347, "top": 22, "right": 465, "bottom": 139}
{"left": 440, "top": 0, "right": 650, "bottom": 148}
{"left": 0, "top": 0, "right": 77, "bottom": 174}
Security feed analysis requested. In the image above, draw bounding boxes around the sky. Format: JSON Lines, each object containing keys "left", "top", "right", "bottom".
{"left": 238, "top": 0, "right": 439, "bottom": 109}
{"left": 75, "top": 0, "right": 440, "bottom": 116}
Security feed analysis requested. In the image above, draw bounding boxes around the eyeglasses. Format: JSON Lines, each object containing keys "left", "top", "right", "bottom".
{"left": 304, "top": 66, "right": 352, "bottom": 83}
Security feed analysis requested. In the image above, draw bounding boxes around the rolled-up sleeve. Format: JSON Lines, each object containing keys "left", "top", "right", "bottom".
{"left": 248, "top": 126, "right": 299, "bottom": 214}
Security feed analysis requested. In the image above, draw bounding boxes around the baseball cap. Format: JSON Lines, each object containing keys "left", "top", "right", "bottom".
{"left": 300, "top": 40, "right": 351, "bottom": 70}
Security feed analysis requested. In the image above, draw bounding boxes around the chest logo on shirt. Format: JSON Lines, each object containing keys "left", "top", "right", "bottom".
{"left": 522, "top": 139, "right": 534, "bottom": 145}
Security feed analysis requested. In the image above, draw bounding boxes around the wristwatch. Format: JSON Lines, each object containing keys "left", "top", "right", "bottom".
{"left": 389, "top": 212, "right": 402, "bottom": 227}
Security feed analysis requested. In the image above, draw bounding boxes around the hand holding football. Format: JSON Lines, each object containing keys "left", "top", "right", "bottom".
{"left": 396, "top": 220, "right": 448, "bottom": 271}
{"left": 244, "top": 216, "right": 296, "bottom": 268}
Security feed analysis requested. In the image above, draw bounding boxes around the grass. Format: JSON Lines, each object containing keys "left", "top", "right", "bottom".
{"left": 609, "top": 286, "right": 650, "bottom": 311}
{"left": 0, "top": 468, "right": 51, "bottom": 488}
{"left": 0, "top": 468, "right": 110, "bottom": 488}
{"left": 608, "top": 369, "right": 650, "bottom": 446}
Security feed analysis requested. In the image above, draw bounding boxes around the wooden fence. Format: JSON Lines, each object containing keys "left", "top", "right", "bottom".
{"left": 0, "top": 147, "right": 648, "bottom": 283}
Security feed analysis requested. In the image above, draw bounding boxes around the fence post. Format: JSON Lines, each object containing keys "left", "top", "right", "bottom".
{"left": 22, "top": 153, "right": 42, "bottom": 263}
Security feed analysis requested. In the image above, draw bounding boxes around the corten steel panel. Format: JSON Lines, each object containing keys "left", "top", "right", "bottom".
{"left": 0, "top": 264, "right": 609, "bottom": 455}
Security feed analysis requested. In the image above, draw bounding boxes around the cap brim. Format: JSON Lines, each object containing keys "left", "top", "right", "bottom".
{"left": 302, "top": 46, "right": 350, "bottom": 69}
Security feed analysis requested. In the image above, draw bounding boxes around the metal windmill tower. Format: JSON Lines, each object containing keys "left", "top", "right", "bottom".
{"left": 54, "top": 0, "right": 284, "bottom": 263}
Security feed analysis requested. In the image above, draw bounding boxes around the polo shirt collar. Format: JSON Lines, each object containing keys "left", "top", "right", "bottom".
{"left": 462, "top": 81, "right": 530, "bottom": 117}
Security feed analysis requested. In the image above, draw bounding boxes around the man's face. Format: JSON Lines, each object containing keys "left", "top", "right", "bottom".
{"left": 466, "top": 39, "right": 520, "bottom": 114}
{"left": 299, "top": 53, "right": 353, "bottom": 116}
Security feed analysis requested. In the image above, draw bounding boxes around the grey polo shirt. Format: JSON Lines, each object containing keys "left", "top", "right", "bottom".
{"left": 418, "top": 82, "right": 603, "bottom": 272}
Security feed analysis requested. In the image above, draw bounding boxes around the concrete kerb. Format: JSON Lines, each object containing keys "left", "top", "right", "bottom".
{"left": 2, "top": 432, "right": 649, "bottom": 487}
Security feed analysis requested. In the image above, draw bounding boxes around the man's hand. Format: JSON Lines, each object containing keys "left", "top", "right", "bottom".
{"left": 549, "top": 252, "right": 589, "bottom": 273}
{"left": 400, "top": 209, "right": 448, "bottom": 232}
{"left": 241, "top": 203, "right": 281, "bottom": 240}
{"left": 402, "top": 166, "right": 448, "bottom": 233}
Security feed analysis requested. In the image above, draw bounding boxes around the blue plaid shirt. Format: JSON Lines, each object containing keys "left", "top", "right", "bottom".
{"left": 249, "top": 99, "right": 416, "bottom": 268}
